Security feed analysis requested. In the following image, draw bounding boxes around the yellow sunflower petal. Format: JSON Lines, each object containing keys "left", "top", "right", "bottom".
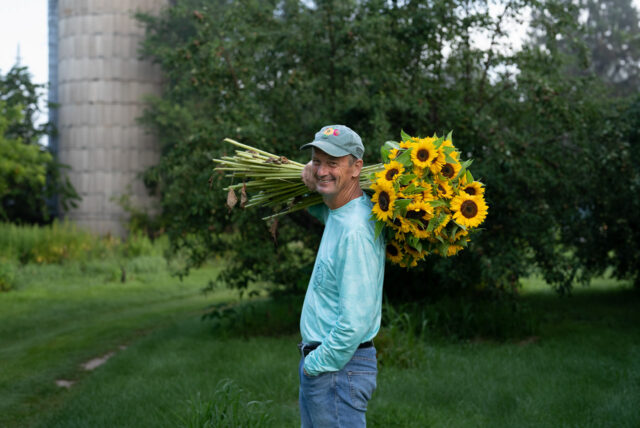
{"left": 450, "top": 194, "right": 488, "bottom": 228}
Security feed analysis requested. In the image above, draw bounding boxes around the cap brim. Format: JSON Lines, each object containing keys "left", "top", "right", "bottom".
{"left": 299, "top": 141, "right": 351, "bottom": 157}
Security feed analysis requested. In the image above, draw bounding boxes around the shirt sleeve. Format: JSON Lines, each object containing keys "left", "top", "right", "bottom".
{"left": 307, "top": 203, "right": 329, "bottom": 224}
{"left": 303, "top": 228, "right": 381, "bottom": 375}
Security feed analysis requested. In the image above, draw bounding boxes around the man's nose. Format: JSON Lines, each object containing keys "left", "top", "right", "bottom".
{"left": 316, "top": 163, "right": 329, "bottom": 176}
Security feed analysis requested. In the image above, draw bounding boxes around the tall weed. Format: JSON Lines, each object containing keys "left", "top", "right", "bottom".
{"left": 176, "top": 380, "right": 272, "bottom": 428}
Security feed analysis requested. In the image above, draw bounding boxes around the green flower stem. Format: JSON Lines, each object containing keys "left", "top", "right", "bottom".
{"left": 213, "top": 139, "right": 384, "bottom": 219}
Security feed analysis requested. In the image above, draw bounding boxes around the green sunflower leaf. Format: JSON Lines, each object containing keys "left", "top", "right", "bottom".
{"left": 446, "top": 130, "right": 453, "bottom": 142}
{"left": 440, "top": 243, "right": 449, "bottom": 255}
{"left": 403, "top": 183, "right": 417, "bottom": 194}
{"left": 394, "top": 198, "right": 412, "bottom": 211}
{"left": 400, "top": 129, "right": 412, "bottom": 142}
{"left": 381, "top": 145, "right": 390, "bottom": 163}
{"left": 398, "top": 173, "right": 416, "bottom": 186}
{"left": 465, "top": 170, "right": 474, "bottom": 184}
{"left": 444, "top": 152, "right": 457, "bottom": 164}
{"left": 461, "top": 159, "right": 474, "bottom": 170}
{"left": 395, "top": 148, "right": 413, "bottom": 168}
{"left": 374, "top": 221, "right": 385, "bottom": 241}
{"left": 453, "top": 220, "right": 467, "bottom": 230}
{"left": 383, "top": 140, "right": 400, "bottom": 150}
{"left": 428, "top": 200, "right": 447, "bottom": 207}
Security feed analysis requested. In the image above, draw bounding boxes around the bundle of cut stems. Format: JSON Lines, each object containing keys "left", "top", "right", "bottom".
{"left": 214, "top": 138, "right": 382, "bottom": 220}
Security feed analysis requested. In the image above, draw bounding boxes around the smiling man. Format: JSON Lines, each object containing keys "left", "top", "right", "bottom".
{"left": 298, "top": 125, "right": 386, "bottom": 427}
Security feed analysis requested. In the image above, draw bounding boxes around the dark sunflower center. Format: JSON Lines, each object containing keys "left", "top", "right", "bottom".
{"left": 379, "top": 191, "right": 390, "bottom": 211}
{"left": 385, "top": 168, "right": 399, "bottom": 181}
{"left": 406, "top": 209, "right": 426, "bottom": 220}
{"left": 441, "top": 164, "right": 454, "bottom": 178}
{"left": 416, "top": 218, "right": 429, "bottom": 231}
{"left": 386, "top": 244, "right": 399, "bottom": 257}
{"left": 438, "top": 184, "right": 446, "bottom": 194}
{"left": 417, "top": 149, "right": 430, "bottom": 162}
{"left": 461, "top": 200, "right": 478, "bottom": 218}
{"left": 463, "top": 186, "right": 476, "bottom": 195}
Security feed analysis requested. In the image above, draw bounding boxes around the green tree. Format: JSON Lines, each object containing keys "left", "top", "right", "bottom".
{"left": 0, "top": 66, "right": 78, "bottom": 223}
{"left": 530, "top": 0, "right": 640, "bottom": 95}
{"left": 137, "top": 0, "right": 640, "bottom": 296}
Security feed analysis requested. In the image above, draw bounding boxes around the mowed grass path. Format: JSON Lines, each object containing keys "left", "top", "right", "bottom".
{"left": 0, "top": 261, "right": 231, "bottom": 428}
{"left": 2, "top": 263, "right": 639, "bottom": 427}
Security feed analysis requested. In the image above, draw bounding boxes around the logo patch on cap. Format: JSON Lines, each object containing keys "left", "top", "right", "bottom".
{"left": 323, "top": 127, "right": 334, "bottom": 136}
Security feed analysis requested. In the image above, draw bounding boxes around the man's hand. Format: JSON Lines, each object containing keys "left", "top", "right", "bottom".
{"left": 301, "top": 161, "right": 317, "bottom": 192}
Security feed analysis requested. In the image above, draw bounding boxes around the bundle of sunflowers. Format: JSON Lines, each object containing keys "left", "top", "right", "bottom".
{"left": 213, "top": 131, "right": 488, "bottom": 268}
{"left": 369, "top": 131, "right": 487, "bottom": 267}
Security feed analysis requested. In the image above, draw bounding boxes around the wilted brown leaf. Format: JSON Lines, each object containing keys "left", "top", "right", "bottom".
{"left": 270, "top": 218, "right": 279, "bottom": 245}
{"left": 227, "top": 188, "right": 238, "bottom": 210}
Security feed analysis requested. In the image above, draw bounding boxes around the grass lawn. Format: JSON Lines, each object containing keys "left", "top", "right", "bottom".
{"left": 2, "top": 262, "right": 639, "bottom": 427}
{"left": 0, "top": 259, "right": 232, "bottom": 428}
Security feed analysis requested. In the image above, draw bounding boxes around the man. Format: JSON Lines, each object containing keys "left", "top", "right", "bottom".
{"left": 298, "top": 124, "right": 386, "bottom": 427}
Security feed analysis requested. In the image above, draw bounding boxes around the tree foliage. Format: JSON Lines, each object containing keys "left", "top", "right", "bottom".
{"left": 531, "top": 0, "right": 640, "bottom": 96}
{"left": 0, "top": 66, "right": 78, "bottom": 223}
{"left": 137, "top": 0, "right": 640, "bottom": 296}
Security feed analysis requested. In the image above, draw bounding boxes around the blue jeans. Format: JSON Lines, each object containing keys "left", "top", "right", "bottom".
{"left": 299, "top": 346, "right": 377, "bottom": 428}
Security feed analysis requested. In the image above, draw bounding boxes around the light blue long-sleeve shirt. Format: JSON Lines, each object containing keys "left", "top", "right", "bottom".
{"left": 301, "top": 194, "right": 386, "bottom": 376}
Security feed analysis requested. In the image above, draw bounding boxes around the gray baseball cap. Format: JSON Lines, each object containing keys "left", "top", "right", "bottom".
{"left": 300, "top": 125, "right": 364, "bottom": 159}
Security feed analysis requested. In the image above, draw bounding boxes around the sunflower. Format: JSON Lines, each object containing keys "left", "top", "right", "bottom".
{"left": 389, "top": 216, "right": 413, "bottom": 234}
{"left": 386, "top": 240, "right": 404, "bottom": 263}
{"left": 388, "top": 148, "right": 400, "bottom": 160}
{"left": 449, "top": 228, "right": 469, "bottom": 243}
{"left": 410, "top": 138, "right": 438, "bottom": 169}
{"left": 371, "top": 180, "right": 397, "bottom": 222}
{"left": 460, "top": 181, "right": 485, "bottom": 197}
{"left": 412, "top": 165, "right": 426, "bottom": 179}
{"left": 434, "top": 180, "right": 454, "bottom": 199}
{"left": 433, "top": 212, "right": 452, "bottom": 235}
{"left": 394, "top": 229, "right": 407, "bottom": 242}
{"left": 428, "top": 150, "right": 446, "bottom": 175}
{"left": 439, "top": 159, "right": 461, "bottom": 180}
{"left": 450, "top": 194, "right": 488, "bottom": 228}
{"left": 403, "top": 243, "right": 426, "bottom": 261}
{"left": 399, "top": 139, "right": 416, "bottom": 149}
{"left": 399, "top": 255, "right": 419, "bottom": 268}
{"left": 445, "top": 244, "right": 464, "bottom": 257}
{"left": 376, "top": 160, "right": 405, "bottom": 183}
{"left": 406, "top": 200, "right": 433, "bottom": 222}
{"left": 414, "top": 181, "right": 434, "bottom": 202}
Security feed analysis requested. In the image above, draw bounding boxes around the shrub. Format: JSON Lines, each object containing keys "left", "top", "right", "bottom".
{"left": 376, "top": 296, "right": 540, "bottom": 367}
{"left": 203, "top": 295, "right": 303, "bottom": 338}
{"left": 0, "top": 260, "right": 17, "bottom": 292}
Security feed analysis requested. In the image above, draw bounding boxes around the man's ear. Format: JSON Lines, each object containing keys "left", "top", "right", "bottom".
{"left": 352, "top": 158, "right": 364, "bottom": 178}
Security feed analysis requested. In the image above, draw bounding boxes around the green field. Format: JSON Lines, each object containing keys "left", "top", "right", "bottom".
{"left": 1, "top": 260, "right": 638, "bottom": 427}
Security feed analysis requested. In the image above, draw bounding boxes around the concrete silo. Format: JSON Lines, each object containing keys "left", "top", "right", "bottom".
{"left": 49, "top": 0, "right": 168, "bottom": 236}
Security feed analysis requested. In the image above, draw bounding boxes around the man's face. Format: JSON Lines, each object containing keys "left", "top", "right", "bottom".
{"left": 311, "top": 148, "right": 360, "bottom": 199}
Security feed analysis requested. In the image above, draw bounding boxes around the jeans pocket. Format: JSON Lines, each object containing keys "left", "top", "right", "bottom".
{"left": 347, "top": 371, "right": 377, "bottom": 411}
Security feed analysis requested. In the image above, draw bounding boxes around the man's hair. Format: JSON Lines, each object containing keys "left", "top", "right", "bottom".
{"left": 348, "top": 154, "right": 357, "bottom": 165}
